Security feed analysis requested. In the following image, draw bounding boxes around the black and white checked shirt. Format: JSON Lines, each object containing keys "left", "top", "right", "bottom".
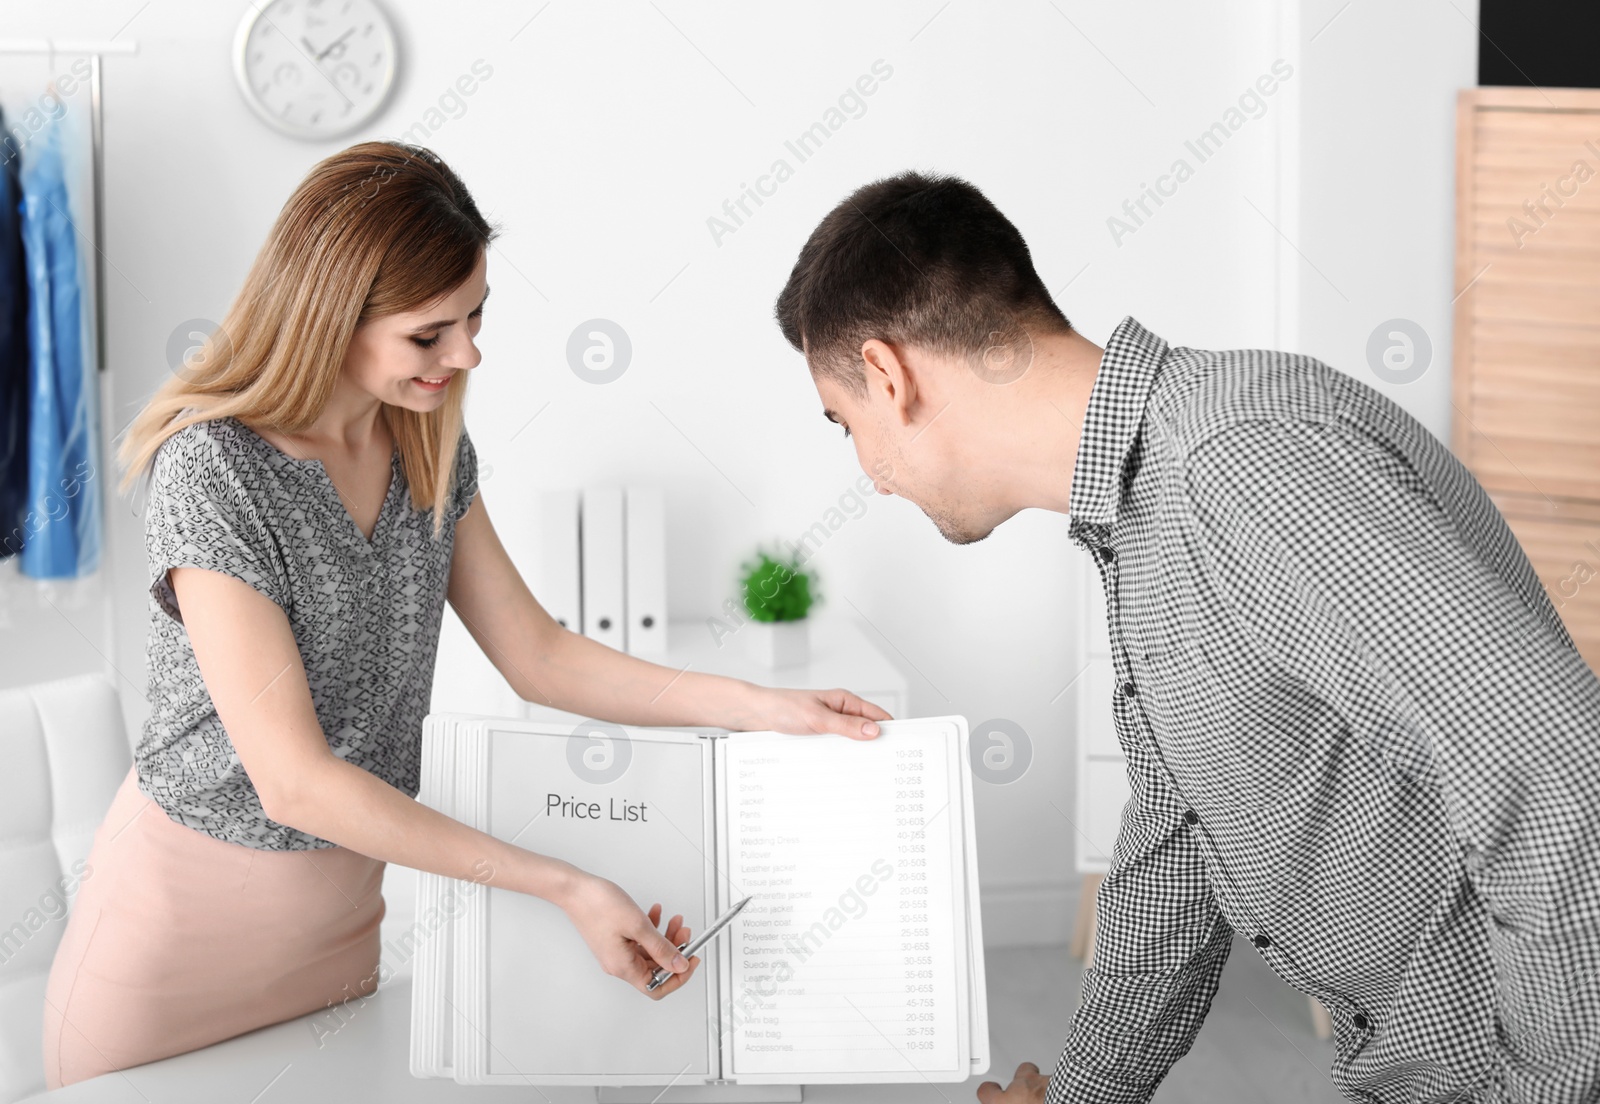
{"left": 1051, "top": 317, "right": 1600, "bottom": 1103}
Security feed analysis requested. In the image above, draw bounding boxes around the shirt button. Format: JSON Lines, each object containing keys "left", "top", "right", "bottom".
{"left": 1353, "top": 1013, "right": 1370, "bottom": 1030}
{"left": 1252, "top": 933, "right": 1272, "bottom": 949}
{"left": 1120, "top": 680, "right": 1138, "bottom": 698}
{"left": 1097, "top": 546, "right": 1115, "bottom": 563}
{"left": 1183, "top": 809, "right": 1199, "bottom": 825}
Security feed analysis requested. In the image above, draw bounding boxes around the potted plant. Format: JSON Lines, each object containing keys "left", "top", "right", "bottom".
{"left": 738, "top": 549, "right": 815, "bottom": 668}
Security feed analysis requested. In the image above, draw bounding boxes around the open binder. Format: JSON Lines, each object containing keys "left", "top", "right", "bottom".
{"left": 408, "top": 712, "right": 989, "bottom": 1091}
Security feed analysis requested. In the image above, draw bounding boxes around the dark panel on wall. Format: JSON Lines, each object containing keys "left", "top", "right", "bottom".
{"left": 1479, "top": 0, "right": 1600, "bottom": 88}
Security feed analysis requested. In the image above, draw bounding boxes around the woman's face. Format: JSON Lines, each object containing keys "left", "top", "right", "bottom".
{"left": 344, "top": 249, "right": 488, "bottom": 411}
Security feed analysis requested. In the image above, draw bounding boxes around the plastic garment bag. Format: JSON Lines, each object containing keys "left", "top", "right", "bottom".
{"left": 16, "top": 106, "right": 100, "bottom": 579}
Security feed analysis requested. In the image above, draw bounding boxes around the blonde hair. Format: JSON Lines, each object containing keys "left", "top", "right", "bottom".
{"left": 116, "top": 141, "right": 499, "bottom": 538}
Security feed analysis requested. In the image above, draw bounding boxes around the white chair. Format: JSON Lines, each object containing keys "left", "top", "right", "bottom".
{"left": 0, "top": 671, "right": 424, "bottom": 1103}
{"left": 0, "top": 673, "right": 131, "bottom": 1104}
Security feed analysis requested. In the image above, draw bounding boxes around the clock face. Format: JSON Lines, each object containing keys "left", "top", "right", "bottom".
{"left": 234, "top": 0, "right": 398, "bottom": 140}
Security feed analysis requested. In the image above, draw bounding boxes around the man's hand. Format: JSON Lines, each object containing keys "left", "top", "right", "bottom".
{"left": 977, "top": 1061, "right": 1049, "bottom": 1103}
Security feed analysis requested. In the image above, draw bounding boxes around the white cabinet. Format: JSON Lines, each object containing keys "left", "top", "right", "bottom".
{"left": 519, "top": 616, "right": 909, "bottom": 728}
{"left": 1078, "top": 656, "right": 1121, "bottom": 760}
{"left": 1073, "top": 555, "right": 1130, "bottom": 874}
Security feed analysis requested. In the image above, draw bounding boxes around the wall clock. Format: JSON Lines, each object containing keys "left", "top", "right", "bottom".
{"left": 233, "top": 0, "right": 398, "bottom": 140}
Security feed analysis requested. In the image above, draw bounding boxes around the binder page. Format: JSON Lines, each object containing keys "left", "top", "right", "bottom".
{"left": 720, "top": 721, "right": 969, "bottom": 1082}
{"left": 409, "top": 715, "right": 460, "bottom": 1078}
{"left": 955, "top": 717, "right": 991, "bottom": 1076}
{"left": 474, "top": 723, "right": 716, "bottom": 1083}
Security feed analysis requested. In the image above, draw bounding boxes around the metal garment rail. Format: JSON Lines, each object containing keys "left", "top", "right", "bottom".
{"left": 0, "top": 38, "right": 140, "bottom": 688}
{"left": 0, "top": 38, "right": 140, "bottom": 375}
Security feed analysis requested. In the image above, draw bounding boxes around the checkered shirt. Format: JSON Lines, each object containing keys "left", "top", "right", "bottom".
{"left": 1048, "top": 316, "right": 1600, "bottom": 1103}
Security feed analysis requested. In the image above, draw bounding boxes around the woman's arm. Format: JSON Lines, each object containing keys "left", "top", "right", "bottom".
{"left": 446, "top": 491, "right": 892, "bottom": 739}
{"left": 168, "top": 563, "right": 699, "bottom": 997}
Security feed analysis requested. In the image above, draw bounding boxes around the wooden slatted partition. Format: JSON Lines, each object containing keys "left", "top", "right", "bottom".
{"left": 1454, "top": 88, "right": 1600, "bottom": 670}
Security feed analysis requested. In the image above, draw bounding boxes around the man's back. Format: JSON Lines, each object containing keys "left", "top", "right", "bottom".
{"left": 1054, "top": 315, "right": 1600, "bottom": 1104}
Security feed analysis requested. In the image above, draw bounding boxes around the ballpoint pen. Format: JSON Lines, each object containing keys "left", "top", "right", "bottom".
{"left": 646, "top": 895, "right": 753, "bottom": 991}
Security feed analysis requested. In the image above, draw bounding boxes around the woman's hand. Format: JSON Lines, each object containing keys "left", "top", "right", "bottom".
{"left": 557, "top": 872, "right": 702, "bottom": 999}
{"left": 730, "top": 685, "right": 894, "bottom": 740}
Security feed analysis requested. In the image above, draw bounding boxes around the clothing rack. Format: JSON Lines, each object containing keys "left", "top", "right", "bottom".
{"left": 0, "top": 38, "right": 137, "bottom": 689}
{"left": 0, "top": 38, "right": 139, "bottom": 374}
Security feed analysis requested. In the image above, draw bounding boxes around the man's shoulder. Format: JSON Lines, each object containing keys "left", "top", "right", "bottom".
{"left": 1144, "top": 341, "right": 1373, "bottom": 463}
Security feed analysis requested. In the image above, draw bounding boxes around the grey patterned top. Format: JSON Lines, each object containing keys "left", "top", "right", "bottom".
{"left": 138, "top": 414, "right": 477, "bottom": 850}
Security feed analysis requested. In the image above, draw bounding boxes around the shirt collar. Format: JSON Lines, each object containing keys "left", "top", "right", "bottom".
{"left": 1068, "top": 315, "right": 1170, "bottom": 530}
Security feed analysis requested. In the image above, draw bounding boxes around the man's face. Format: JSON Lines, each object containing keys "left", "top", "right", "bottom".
{"left": 813, "top": 353, "right": 1004, "bottom": 546}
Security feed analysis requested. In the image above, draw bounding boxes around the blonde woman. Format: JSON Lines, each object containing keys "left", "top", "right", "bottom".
{"left": 42, "top": 141, "right": 891, "bottom": 1088}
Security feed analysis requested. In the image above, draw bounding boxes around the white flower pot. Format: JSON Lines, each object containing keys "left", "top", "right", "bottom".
{"left": 746, "top": 618, "right": 810, "bottom": 669}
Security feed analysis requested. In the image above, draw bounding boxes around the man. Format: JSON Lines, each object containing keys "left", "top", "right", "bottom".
{"left": 773, "top": 171, "right": 1600, "bottom": 1103}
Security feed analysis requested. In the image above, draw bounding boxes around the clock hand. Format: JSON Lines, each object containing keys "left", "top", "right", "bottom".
{"left": 317, "top": 29, "right": 355, "bottom": 61}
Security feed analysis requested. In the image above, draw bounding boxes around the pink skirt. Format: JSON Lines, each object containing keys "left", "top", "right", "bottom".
{"left": 42, "top": 765, "right": 387, "bottom": 1088}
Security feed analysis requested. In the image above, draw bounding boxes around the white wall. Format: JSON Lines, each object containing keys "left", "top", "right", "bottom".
{"left": 1292, "top": 0, "right": 1479, "bottom": 441}
{"left": 0, "top": 0, "right": 1473, "bottom": 946}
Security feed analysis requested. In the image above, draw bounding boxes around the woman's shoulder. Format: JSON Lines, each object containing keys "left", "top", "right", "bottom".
{"left": 156, "top": 412, "right": 245, "bottom": 455}
{"left": 448, "top": 423, "right": 478, "bottom": 518}
{"left": 150, "top": 415, "right": 265, "bottom": 498}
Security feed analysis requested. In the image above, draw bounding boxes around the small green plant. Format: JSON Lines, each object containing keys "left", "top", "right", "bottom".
{"left": 738, "top": 550, "right": 815, "bottom": 622}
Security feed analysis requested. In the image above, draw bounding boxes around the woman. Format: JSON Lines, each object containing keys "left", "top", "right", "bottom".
{"left": 41, "top": 141, "right": 891, "bottom": 1088}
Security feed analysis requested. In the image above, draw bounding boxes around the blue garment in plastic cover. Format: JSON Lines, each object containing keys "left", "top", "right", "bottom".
{"left": 17, "top": 105, "right": 100, "bottom": 579}
{"left": 0, "top": 104, "right": 31, "bottom": 561}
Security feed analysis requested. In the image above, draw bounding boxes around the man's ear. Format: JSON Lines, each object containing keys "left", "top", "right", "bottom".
{"left": 860, "top": 338, "right": 916, "bottom": 428}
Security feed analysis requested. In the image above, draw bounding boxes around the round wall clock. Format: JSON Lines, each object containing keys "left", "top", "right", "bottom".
{"left": 233, "top": 0, "right": 398, "bottom": 140}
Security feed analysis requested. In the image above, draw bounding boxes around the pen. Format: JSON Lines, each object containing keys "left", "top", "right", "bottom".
{"left": 646, "top": 895, "right": 753, "bottom": 991}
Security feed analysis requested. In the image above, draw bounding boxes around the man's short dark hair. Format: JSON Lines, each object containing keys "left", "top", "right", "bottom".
{"left": 774, "top": 171, "right": 1070, "bottom": 392}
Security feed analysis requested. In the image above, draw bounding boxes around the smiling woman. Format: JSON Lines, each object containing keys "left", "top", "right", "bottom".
{"left": 42, "top": 141, "right": 892, "bottom": 1088}
{"left": 117, "top": 141, "right": 488, "bottom": 538}
{"left": 38, "top": 142, "right": 504, "bottom": 1088}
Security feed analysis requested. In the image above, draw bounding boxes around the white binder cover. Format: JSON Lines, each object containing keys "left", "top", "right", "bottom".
{"left": 581, "top": 486, "right": 626, "bottom": 651}
{"left": 624, "top": 486, "right": 667, "bottom": 656}
{"left": 409, "top": 714, "right": 988, "bottom": 1088}
{"left": 533, "top": 489, "right": 582, "bottom": 633}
